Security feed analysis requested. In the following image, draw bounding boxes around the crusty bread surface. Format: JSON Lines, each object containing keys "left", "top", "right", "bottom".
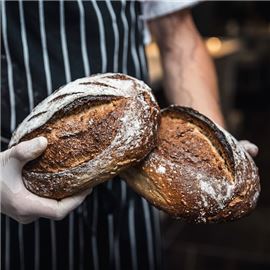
{"left": 122, "top": 106, "right": 260, "bottom": 223}
{"left": 10, "top": 73, "right": 160, "bottom": 199}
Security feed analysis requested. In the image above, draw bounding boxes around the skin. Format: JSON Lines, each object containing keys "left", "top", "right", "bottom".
{"left": 149, "top": 9, "right": 258, "bottom": 222}
{"left": 149, "top": 9, "right": 225, "bottom": 127}
{"left": 149, "top": 9, "right": 258, "bottom": 156}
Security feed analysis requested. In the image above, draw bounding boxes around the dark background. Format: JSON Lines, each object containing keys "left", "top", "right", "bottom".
{"left": 151, "top": 2, "right": 270, "bottom": 270}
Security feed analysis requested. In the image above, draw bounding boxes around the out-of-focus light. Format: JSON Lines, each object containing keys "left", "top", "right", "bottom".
{"left": 206, "top": 37, "right": 222, "bottom": 54}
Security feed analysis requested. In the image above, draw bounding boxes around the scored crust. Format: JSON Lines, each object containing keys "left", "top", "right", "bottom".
{"left": 22, "top": 96, "right": 127, "bottom": 173}
{"left": 122, "top": 105, "right": 260, "bottom": 223}
{"left": 10, "top": 73, "right": 160, "bottom": 200}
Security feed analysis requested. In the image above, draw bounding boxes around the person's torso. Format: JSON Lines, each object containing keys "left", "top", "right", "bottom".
{"left": 1, "top": 1, "right": 162, "bottom": 270}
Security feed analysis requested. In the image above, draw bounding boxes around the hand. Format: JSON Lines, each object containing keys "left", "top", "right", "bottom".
{"left": 238, "top": 140, "right": 259, "bottom": 158}
{"left": 0, "top": 137, "right": 92, "bottom": 224}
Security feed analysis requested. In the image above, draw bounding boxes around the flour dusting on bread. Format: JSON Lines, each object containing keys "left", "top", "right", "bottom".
{"left": 10, "top": 73, "right": 160, "bottom": 199}
{"left": 123, "top": 106, "right": 260, "bottom": 223}
{"left": 10, "top": 73, "right": 157, "bottom": 146}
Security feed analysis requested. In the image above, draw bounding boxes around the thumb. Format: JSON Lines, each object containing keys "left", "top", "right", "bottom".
{"left": 10, "top": 137, "right": 48, "bottom": 165}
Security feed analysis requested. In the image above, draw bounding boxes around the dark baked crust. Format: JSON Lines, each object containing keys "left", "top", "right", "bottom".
{"left": 21, "top": 96, "right": 126, "bottom": 173}
{"left": 10, "top": 73, "right": 160, "bottom": 200}
{"left": 122, "top": 106, "right": 260, "bottom": 223}
{"left": 163, "top": 106, "right": 235, "bottom": 175}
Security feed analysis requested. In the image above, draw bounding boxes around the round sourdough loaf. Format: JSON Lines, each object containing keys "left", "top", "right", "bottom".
{"left": 9, "top": 73, "right": 160, "bottom": 200}
{"left": 121, "top": 106, "right": 260, "bottom": 223}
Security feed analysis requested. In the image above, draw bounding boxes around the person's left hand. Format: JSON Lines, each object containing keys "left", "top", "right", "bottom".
{"left": 238, "top": 140, "right": 259, "bottom": 158}
{"left": 0, "top": 137, "right": 92, "bottom": 224}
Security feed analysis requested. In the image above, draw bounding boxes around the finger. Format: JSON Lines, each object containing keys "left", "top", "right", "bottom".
{"left": 55, "top": 189, "right": 92, "bottom": 220}
{"left": 239, "top": 140, "right": 259, "bottom": 157}
{"left": 17, "top": 216, "right": 37, "bottom": 224}
{"left": 10, "top": 137, "right": 48, "bottom": 165}
{"left": 24, "top": 188, "right": 92, "bottom": 220}
{"left": 9, "top": 212, "right": 37, "bottom": 224}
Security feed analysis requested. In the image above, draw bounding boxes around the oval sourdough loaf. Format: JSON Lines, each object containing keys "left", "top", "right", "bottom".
{"left": 121, "top": 106, "right": 260, "bottom": 223}
{"left": 9, "top": 73, "right": 160, "bottom": 200}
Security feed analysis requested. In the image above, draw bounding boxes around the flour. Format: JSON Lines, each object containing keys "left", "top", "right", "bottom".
{"left": 156, "top": 165, "right": 166, "bottom": 174}
{"left": 9, "top": 73, "right": 158, "bottom": 147}
{"left": 11, "top": 73, "right": 160, "bottom": 197}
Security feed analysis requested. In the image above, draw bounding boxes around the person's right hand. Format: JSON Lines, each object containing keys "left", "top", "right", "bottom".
{"left": 0, "top": 137, "right": 92, "bottom": 224}
{"left": 238, "top": 140, "right": 259, "bottom": 158}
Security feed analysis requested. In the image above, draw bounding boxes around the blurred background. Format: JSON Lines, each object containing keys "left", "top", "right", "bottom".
{"left": 145, "top": 2, "right": 270, "bottom": 270}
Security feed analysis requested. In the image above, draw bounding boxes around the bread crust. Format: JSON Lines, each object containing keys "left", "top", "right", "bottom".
{"left": 122, "top": 105, "right": 260, "bottom": 223}
{"left": 9, "top": 73, "right": 160, "bottom": 199}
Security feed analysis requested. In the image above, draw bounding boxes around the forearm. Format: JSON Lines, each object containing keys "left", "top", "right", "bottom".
{"left": 149, "top": 10, "right": 225, "bottom": 127}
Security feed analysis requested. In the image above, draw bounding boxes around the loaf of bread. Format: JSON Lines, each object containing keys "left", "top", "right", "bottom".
{"left": 121, "top": 106, "right": 260, "bottom": 223}
{"left": 9, "top": 73, "right": 160, "bottom": 200}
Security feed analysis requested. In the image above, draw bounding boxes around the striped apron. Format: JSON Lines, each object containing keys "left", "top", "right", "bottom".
{"left": 1, "top": 1, "right": 162, "bottom": 269}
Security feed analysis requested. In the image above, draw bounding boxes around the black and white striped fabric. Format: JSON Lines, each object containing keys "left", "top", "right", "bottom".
{"left": 1, "top": 1, "right": 162, "bottom": 269}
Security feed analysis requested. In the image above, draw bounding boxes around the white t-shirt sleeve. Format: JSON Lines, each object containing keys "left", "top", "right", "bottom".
{"left": 140, "top": 0, "right": 200, "bottom": 44}
{"left": 141, "top": 0, "right": 200, "bottom": 21}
